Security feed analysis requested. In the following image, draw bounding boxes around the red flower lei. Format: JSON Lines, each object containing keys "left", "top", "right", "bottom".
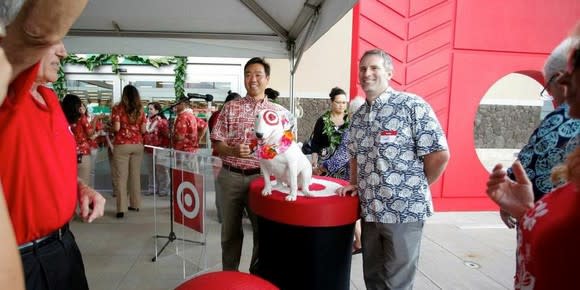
{"left": 257, "top": 130, "right": 294, "bottom": 160}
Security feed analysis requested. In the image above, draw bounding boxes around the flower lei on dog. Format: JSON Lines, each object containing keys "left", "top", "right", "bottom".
{"left": 258, "top": 130, "right": 294, "bottom": 160}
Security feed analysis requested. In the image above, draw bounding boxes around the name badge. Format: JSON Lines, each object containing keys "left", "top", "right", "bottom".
{"left": 380, "top": 130, "right": 397, "bottom": 143}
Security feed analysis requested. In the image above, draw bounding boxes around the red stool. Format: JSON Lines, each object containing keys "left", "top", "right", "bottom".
{"left": 175, "top": 271, "right": 279, "bottom": 290}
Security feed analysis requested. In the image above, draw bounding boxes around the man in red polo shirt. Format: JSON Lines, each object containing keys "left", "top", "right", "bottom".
{"left": 0, "top": 1, "right": 106, "bottom": 289}
{"left": 1, "top": 43, "right": 106, "bottom": 290}
{"left": 211, "top": 57, "right": 295, "bottom": 273}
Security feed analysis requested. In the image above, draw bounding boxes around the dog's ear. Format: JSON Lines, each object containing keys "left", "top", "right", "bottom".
{"left": 280, "top": 110, "right": 296, "bottom": 132}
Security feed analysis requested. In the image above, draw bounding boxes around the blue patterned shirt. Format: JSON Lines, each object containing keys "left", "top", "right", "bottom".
{"left": 321, "top": 131, "right": 351, "bottom": 181}
{"left": 507, "top": 103, "right": 580, "bottom": 201}
{"left": 347, "top": 88, "right": 448, "bottom": 223}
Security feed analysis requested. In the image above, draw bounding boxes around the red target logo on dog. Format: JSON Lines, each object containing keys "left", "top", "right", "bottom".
{"left": 172, "top": 169, "right": 204, "bottom": 234}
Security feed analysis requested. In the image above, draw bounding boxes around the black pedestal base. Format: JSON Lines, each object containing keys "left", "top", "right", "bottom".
{"left": 255, "top": 217, "right": 354, "bottom": 290}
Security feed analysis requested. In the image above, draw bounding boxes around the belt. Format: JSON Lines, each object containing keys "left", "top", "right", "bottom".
{"left": 223, "top": 164, "right": 261, "bottom": 176}
{"left": 18, "top": 223, "right": 69, "bottom": 254}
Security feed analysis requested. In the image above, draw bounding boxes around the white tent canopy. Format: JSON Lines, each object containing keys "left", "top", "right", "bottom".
{"left": 64, "top": 0, "right": 356, "bottom": 114}
{"left": 64, "top": 0, "right": 356, "bottom": 60}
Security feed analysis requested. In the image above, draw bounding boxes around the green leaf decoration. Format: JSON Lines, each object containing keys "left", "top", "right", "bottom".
{"left": 52, "top": 54, "right": 187, "bottom": 100}
{"left": 173, "top": 56, "right": 187, "bottom": 100}
{"left": 54, "top": 63, "right": 67, "bottom": 99}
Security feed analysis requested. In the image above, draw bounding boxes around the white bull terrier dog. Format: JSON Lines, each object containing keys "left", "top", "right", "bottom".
{"left": 255, "top": 109, "right": 313, "bottom": 201}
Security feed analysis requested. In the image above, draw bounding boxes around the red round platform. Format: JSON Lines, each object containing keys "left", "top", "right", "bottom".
{"left": 249, "top": 175, "right": 359, "bottom": 227}
{"left": 175, "top": 271, "right": 278, "bottom": 290}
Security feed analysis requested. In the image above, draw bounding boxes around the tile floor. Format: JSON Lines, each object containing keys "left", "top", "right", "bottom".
{"left": 72, "top": 191, "right": 516, "bottom": 290}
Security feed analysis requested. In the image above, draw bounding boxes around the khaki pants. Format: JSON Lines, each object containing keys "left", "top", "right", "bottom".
{"left": 144, "top": 152, "right": 170, "bottom": 195}
{"left": 216, "top": 168, "right": 260, "bottom": 273}
{"left": 77, "top": 155, "right": 91, "bottom": 186}
{"left": 113, "top": 144, "right": 144, "bottom": 213}
{"left": 108, "top": 148, "right": 118, "bottom": 195}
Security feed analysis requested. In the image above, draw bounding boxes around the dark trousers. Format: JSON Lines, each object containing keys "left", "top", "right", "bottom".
{"left": 20, "top": 230, "right": 89, "bottom": 290}
{"left": 216, "top": 168, "right": 260, "bottom": 273}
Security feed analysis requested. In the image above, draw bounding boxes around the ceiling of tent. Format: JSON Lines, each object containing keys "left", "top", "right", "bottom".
{"left": 64, "top": 0, "right": 357, "bottom": 58}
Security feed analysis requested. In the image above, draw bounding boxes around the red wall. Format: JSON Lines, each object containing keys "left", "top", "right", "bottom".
{"left": 350, "top": 0, "right": 580, "bottom": 211}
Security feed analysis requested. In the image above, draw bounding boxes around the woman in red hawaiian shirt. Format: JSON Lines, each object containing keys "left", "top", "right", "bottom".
{"left": 61, "top": 94, "right": 100, "bottom": 186}
{"left": 111, "top": 85, "right": 146, "bottom": 218}
{"left": 143, "top": 102, "right": 170, "bottom": 196}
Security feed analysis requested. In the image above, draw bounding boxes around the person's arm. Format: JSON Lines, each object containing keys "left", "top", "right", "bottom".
{"left": 213, "top": 140, "right": 252, "bottom": 158}
{"left": 423, "top": 150, "right": 450, "bottom": 185}
{"left": 111, "top": 108, "right": 121, "bottom": 132}
{"left": 210, "top": 102, "right": 251, "bottom": 158}
{"left": 0, "top": 182, "right": 25, "bottom": 290}
{"left": 80, "top": 116, "right": 95, "bottom": 139}
{"left": 336, "top": 158, "right": 359, "bottom": 196}
{"left": 140, "top": 113, "right": 147, "bottom": 134}
{"left": 309, "top": 117, "right": 325, "bottom": 152}
{"left": 145, "top": 118, "right": 158, "bottom": 133}
{"left": 309, "top": 117, "right": 325, "bottom": 165}
{"left": 113, "top": 120, "right": 120, "bottom": 132}
{"left": 196, "top": 118, "right": 207, "bottom": 145}
{"left": 3, "top": 0, "right": 89, "bottom": 80}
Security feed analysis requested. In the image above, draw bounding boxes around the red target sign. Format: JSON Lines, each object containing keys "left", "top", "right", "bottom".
{"left": 172, "top": 169, "right": 204, "bottom": 234}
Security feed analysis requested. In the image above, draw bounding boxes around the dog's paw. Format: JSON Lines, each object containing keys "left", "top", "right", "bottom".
{"left": 285, "top": 194, "right": 297, "bottom": 202}
{"left": 302, "top": 189, "right": 313, "bottom": 197}
{"left": 262, "top": 187, "right": 272, "bottom": 196}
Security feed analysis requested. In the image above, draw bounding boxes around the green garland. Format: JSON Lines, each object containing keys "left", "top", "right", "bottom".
{"left": 173, "top": 56, "right": 187, "bottom": 99}
{"left": 54, "top": 54, "right": 186, "bottom": 100}
{"left": 321, "top": 110, "right": 349, "bottom": 153}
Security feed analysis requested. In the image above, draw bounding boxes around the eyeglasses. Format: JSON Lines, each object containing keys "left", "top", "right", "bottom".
{"left": 539, "top": 73, "right": 559, "bottom": 101}
{"left": 333, "top": 101, "right": 347, "bottom": 105}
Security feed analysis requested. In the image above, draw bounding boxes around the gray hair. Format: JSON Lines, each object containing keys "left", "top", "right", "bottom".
{"left": 349, "top": 96, "right": 365, "bottom": 113}
{"left": 360, "top": 49, "right": 394, "bottom": 72}
{"left": 543, "top": 37, "right": 575, "bottom": 81}
{"left": 0, "top": 0, "right": 24, "bottom": 26}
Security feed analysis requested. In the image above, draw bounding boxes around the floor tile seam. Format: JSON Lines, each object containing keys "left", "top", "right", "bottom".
{"left": 421, "top": 235, "right": 511, "bottom": 289}
{"left": 416, "top": 268, "right": 443, "bottom": 289}
{"left": 424, "top": 229, "right": 515, "bottom": 258}
{"left": 113, "top": 244, "right": 148, "bottom": 290}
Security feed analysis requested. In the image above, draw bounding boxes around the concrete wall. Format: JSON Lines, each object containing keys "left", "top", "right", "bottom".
{"left": 276, "top": 98, "right": 329, "bottom": 141}
{"left": 474, "top": 105, "right": 541, "bottom": 148}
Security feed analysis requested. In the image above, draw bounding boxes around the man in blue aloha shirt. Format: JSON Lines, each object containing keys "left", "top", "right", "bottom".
{"left": 502, "top": 37, "right": 580, "bottom": 228}
{"left": 337, "top": 49, "right": 450, "bottom": 290}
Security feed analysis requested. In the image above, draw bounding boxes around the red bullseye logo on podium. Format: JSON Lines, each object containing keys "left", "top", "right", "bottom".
{"left": 172, "top": 170, "right": 204, "bottom": 233}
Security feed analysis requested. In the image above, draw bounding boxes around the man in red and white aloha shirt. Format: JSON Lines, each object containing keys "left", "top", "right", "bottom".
{"left": 210, "top": 57, "right": 295, "bottom": 273}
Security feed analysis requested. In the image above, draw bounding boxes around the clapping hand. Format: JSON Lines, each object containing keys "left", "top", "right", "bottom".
{"left": 485, "top": 161, "right": 534, "bottom": 220}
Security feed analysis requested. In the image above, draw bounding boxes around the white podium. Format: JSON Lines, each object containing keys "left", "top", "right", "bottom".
{"left": 147, "top": 146, "right": 222, "bottom": 278}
